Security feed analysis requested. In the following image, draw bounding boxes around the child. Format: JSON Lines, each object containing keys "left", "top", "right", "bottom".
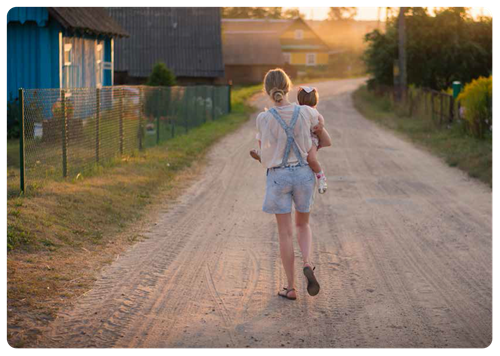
{"left": 250, "top": 86, "right": 329, "bottom": 194}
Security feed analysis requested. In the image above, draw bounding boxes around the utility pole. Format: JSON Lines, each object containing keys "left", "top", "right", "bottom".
{"left": 398, "top": 7, "right": 407, "bottom": 102}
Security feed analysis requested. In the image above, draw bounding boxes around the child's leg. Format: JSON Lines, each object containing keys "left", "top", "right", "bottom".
{"left": 307, "top": 146, "right": 322, "bottom": 174}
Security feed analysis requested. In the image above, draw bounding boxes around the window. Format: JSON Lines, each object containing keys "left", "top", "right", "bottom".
{"left": 64, "top": 43, "right": 72, "bottom": 66}
{"left": 306, "top": 53, "right": 316, "bottom": 66}
{"left": 283, "top": 52, "right": 291, "bottom": 64}
{"left": 294, "top": 29, "right": 303, "bottom": 40}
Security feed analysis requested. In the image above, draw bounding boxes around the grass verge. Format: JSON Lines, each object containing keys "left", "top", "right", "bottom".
{"left": 352, "top": 85, "right": 492, "bottom": 186}
{"left": 7, "top": 84, "right": 261, "bottom": 347}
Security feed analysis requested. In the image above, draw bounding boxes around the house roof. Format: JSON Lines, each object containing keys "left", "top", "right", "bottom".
{"left": 48, "top": 8, "right": 129, "bottom": 37}
{"left": 221, "top": 18, "right": 293, "bottom": 35}
{"left": 107, "top": 7, "right": 225, "bottom": 79}
{"left": 223, "top": 33, "right": 285, "bottom": 66}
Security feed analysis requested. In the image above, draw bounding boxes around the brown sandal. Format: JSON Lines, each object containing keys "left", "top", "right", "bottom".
{"left": 250, "top": 149, "right": 261, "bottom": 162}
{"left": 303, "top": 264, "right": 320, "bottom": 296}
{"left": 278, "top": 287, "right": 297, "bottom": 300}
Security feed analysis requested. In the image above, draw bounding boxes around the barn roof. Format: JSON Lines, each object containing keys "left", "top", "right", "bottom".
{"left": 107, "top": 7, "right": 225, "bottom": 79}
{"left": 48, "top": 8, "right": 129, "bottom": 37}
{"left": 221, "top": 18, "right": 293, "bottom": 35}
{"left": 223, "top": 33, "right": 285, "bottom": 66}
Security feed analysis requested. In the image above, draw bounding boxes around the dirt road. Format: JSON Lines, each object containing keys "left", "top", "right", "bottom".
{"left": 40, "top": 78, "right": 492, "bottom": 348}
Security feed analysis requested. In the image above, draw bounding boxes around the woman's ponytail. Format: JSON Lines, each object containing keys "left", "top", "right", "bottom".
{"left": 264, "top": 69, "right": 292, "bottom": 103}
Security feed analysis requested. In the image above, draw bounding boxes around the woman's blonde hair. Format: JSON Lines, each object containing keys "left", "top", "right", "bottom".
{"left": 297, "top": 88, "right": 319, "bottom": 107}
{"left": 263, "top": 68, "right": 292, "bottom": 103}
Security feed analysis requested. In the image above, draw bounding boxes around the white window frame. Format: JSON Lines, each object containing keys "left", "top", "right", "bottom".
{"left": 64, "top": 43, "right": 73, "bottom": 66}
{"left": 306, "top": 53, "right": 316, "bottom": 66}
{"left": 283, "top": 52, "right": 291, "bottom": 64}
{"left": 295, "top": 29, "right": 303, "bottom": 40}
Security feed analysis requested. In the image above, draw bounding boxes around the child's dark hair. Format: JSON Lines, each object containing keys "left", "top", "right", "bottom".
{"left": 297, "top": 87, "right": 319, "bottom": 107}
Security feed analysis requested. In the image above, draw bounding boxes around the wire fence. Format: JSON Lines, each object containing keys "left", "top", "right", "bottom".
{"left": 19, "top": 85, "right": 231, "bottom": 191}
{"left": 372, "top": 85, "right": 461, "bottom": 124}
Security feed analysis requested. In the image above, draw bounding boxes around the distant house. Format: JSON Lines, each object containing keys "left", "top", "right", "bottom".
{"left": 7, "top": 7, "right": 128, "bottom": 101}
{"left": 107, "top": 8, "right": 225, "bottom": 85}
{"left": 222, "top": 18, "right": 332, "bottom": 83}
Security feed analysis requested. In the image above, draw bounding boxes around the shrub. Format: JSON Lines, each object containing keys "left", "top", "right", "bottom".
{"left": 7, "top": 98, "right": 20, "bottom": 139}
{"left": 147, "top": 62, "right": 176, "bottom": 87}
{"left": 457, "top": 76, "right": 492, "bottom": 138}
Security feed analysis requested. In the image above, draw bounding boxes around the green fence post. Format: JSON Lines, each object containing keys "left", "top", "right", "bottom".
{"left": 119, "top": 87, "right": 124, "bottom": 155}
{"left": 173, "top": 88, "right": 175, "bottom": 138}
{"left": 211, "top": 86, "right": 215, "bottom": 120}
{"left": 61, "top": 89, "right": 68, "bottom": 178}
{"left": 184, "top": 87, "right": 189, "bottom": 133}
{"left": 19, "top": 88, "right": 25, "bottom": 193}
{"left": 452, "top": 81, "right": 462, "bottom": 99}
{"left": 96, "top": 88, "right": 100, "bottom": 163}
{"left": 156, "top": 89, "right": 161, "bottom": 145}
{"left": 138, "top": 86, "right": 143, "bottom": 150}
{"left": 227, "top": 84, "right": 232, "bottom": 114}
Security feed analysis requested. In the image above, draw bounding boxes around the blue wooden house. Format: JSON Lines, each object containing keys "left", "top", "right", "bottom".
{"left": 7, "top": 7, "right": 128, "bottom": 102}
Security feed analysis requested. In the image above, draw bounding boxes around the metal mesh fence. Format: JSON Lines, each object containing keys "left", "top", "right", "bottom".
{"left": 19, "top": 85, "right": 231, "bottom": 190}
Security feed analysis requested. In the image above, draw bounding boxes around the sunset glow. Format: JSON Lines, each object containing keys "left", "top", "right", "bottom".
{"left": 285, "top": 7, "right": 491, "bottom": 21}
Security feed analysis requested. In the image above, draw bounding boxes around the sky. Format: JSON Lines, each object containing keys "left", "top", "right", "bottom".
{"left": 286, "top": 7, "right": 491, "bottom": 21}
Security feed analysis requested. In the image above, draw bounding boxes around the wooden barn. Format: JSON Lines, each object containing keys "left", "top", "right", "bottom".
{"left": 107, "top": 8, "right": 225, "bottom": 85}
{"left": 7, "top": 7, "right": 128, "bottom": 102}
{"left": 222, "top": 31, "right": 285, "bottom": 84}
{"left": 222, "top": 18, "right": 331, "bottom": 83}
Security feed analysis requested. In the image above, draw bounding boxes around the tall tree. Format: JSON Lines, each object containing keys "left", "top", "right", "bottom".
{"left": 328, "top": 7, "right": 358, "bottom": 21}
{"left": 363, "top": 7, "right": 492, "bottom": 90}
{"left": 282, "top": 8, "right": 303, "bottom": 19}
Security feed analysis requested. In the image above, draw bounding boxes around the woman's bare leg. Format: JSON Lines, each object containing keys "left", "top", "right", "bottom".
{"left": 307, "top": 146, "right": 322, "bottom": 174}
{"left": 275, "top": 213, "right": 296, "bottom": 297}
{"left": 295, "top": 211, "right": 312, "bottom": 267}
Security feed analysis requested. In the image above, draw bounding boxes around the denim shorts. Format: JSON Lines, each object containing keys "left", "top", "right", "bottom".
{"left": 263, "top": 164, "right": 316, "bottom": 214}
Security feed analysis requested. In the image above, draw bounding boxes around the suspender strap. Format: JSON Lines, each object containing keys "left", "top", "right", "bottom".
{"left": 268, "top": 106, "right": 305, "bottom": 167}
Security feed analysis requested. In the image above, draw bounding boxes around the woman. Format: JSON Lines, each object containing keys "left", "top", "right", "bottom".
{"left": 256, "top": 69, "right": 332, "bottom": 300}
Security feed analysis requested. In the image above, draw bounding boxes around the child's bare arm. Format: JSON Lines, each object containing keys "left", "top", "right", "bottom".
{"left": 313, "top": 114, "right": 332, "bottom": 148}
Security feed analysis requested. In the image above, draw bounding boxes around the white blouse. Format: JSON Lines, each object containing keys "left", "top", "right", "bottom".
{"left": 256, "top": 104, "right": 319, "bottom": 169}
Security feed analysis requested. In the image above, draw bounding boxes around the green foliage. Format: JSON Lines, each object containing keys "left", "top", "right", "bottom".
{"left": 221, "top": 7, "right": 304, "bottom": 19}
{"left": 147, "top": 62, "right": 176, "bottom": 87}
{"left": 457, "top": 76, "right": 492, "bottom": 138}
{"left": 327, "top": 7, "right": 357, "bottom": 21}
{"left": 363, "top": 7, "right": 492, "bottom": 90}
{"left": 7, "top": 99, "right": 21, "bottom": 139}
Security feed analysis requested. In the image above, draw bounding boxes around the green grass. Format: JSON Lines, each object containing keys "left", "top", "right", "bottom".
{"left": 352, "top": 85, "right": 492, "bottom": 186}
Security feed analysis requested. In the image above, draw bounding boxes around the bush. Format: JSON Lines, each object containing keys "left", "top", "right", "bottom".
{"left": 7, "top": 99, "right": 20, "bottom": 139}
{"left": 457, "top": 76, "right": 492, "bottom": 138}
{"left": 147, "top": 62, "right": 176, "bottom": 87}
